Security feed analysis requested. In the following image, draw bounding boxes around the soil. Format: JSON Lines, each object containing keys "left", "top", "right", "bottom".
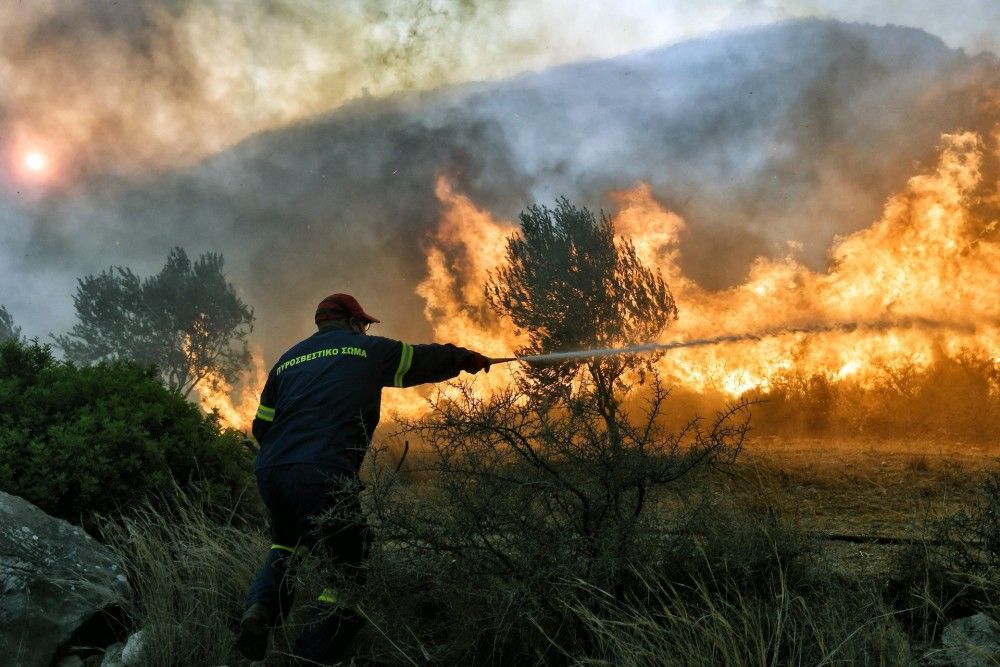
{"left": 729, "top": 435, "right": 999, "bottom": 579}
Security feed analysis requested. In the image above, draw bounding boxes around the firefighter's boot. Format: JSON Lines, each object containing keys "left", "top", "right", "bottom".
{"left": 237, "top": 601, "right": 272, "bottom": 661}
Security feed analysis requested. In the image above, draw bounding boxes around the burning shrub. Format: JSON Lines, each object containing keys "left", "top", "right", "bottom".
{"left": 750, "top": 349, "right": 1000, "bottom": 441}
{"left": 485, "top": 196, "right": 677, "bottom": 402}
{"left": 0, "top": 338, "right": 254, "bottom": 530}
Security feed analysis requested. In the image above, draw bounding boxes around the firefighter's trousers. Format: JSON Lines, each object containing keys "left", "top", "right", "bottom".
{"left": 245, "top": 463, "right": 372, "bottom": 662}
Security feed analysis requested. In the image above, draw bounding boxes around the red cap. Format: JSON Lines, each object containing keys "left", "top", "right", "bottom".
{"left": 315, "top": 293, "right": 380, "bottom": 326}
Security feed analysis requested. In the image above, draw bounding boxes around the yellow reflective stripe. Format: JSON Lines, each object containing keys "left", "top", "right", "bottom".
{"left": 256, "top": 404, "right": 275, "bottom": 422}
{"left": 393, "top": 342, "right": 413, "bottom": 387}
{"left": 317, "top": 587, "right": 339, "bottom": 605}
{"left": 270, "top": 543, "right": 309, "bottom": 556}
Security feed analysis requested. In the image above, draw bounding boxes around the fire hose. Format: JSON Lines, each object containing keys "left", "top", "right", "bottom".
{"left": 488, "top": 316, "right": 977, "bottom": 366}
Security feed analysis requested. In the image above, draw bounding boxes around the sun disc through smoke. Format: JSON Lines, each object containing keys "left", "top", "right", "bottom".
{"left": 24, "top": 151, "right": 47, "bottom": 173}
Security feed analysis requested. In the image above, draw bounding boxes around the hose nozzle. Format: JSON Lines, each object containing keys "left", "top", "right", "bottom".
{"left": 488, "top": 357, "right": 520, "bottom": 364}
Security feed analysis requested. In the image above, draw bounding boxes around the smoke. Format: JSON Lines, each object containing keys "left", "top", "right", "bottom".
{"left": 3, "top": 2, "right": 994, "bottom": 179}
{"left": 0, "top": 0, "right": 516, "bottom": 177}
{"left": 0, "top": 0, "right": 775, "bottom": 178}
{"left": 1, "top": 11, "right": 998, "bottom": 367}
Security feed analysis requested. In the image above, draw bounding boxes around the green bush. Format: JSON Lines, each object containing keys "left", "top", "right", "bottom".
{"left": 0, "top": 339, "right": 254, "bottom": 528}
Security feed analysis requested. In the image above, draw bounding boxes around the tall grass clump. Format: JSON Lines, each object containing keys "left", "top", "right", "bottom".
{"left": 575, "top": 504, "right": 909, "bottom": 666}
{"left": 100, "top": 484, "right": 266, "bottom": 667}
{"left": 350, "top": 464, "right": 913, "bottom": 666}
{"left": 567, "top": 566, "right": 909, "bottom": 667}
{"left": 887, "top": 469, "right": 1000, "bottom": 648}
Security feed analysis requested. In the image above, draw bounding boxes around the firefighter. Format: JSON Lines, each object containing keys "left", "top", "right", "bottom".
{"left": 236, "top": 293, "right": 492, "bottom": 664}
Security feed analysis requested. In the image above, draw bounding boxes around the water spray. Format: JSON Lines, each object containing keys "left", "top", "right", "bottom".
{"left": 488, "top": 317, "right": 975, "bottom": 365}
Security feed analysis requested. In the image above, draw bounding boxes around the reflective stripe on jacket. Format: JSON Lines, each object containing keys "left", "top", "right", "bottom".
{"left": 252, "top": 328, "right": 474, "bottom": 474}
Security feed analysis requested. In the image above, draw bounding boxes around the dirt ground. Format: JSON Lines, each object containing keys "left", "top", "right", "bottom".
{"left": 381, "top": 431, "right": 999, "bottom": 579}
{"left": 729, "top": 435, "right": 1000, "bottom": 578}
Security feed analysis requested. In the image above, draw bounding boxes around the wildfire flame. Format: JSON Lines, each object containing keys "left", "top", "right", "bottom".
{"left": 193, "top": 345, "right": 268, "bottom": 431}
{"left": 407, "top": 128, "right": 1000, "bottom": 409}
{"left": 206, "top": 127, "right": 1000, "bottom": 428}
{"left": 381, "top": 178, "right": 528, "bottom": 418}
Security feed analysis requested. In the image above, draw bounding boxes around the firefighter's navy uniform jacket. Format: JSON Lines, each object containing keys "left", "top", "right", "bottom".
{"left": 245, "top": 326, "right": 480, "bottom": 660}
{"left": 251, "top": 327, "right": 476, "bottom": 476}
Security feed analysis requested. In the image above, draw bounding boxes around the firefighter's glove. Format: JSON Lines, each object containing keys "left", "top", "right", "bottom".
{"left": 461, "top": 351, "right": 491, "bottom": 374}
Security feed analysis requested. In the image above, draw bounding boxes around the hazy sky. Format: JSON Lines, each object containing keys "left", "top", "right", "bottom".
{"left": 0, "top": 0, "right": 997, "bottom": 340}
{"left": 1, "top": 0, "right": 996, "bottom": 179}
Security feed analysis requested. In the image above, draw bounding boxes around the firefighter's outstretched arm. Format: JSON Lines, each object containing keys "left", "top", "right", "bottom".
{"left": 390, "top": 342, "right": 490, "bottom": 388}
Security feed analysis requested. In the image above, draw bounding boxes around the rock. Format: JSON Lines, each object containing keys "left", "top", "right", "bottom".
{"left": 0, "top": 491, "right": 129, "bottom": 667}
{"left": 119, "top": 629, "right": 147, "bottom": 665}
{"left": 923, "top": 613, "right": 1000, "bottom": 667}
{"left": 99, "top": 643, "right": 123, "bottom": 667}
{"left": 57, "top": 656, "right": 85, "bottom": 667}
{"left": 943, "top": 613, "right": 1000, "bottom": 666}
{"left": 100, "top": 630, "right": 149, "bottom": 667}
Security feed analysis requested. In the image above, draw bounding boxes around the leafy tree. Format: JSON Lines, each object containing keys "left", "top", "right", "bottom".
{"left": 0, "top": 305, "right": 21, "bottom": 342}
{"left": 486, "top": 198, "right": 678, "bottom": 431}
{"left": 0, "top": 338, "right": 254, "bottom": 529}
{"left": 54, "top": 247, "right": 254, "bottom": 397}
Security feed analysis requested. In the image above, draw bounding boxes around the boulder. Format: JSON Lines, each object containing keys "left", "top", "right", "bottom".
{"left": 100, "top": 629, "right": 146, "bottom": 667}
{"left": 922, "top": 613, "right": 1000, "bottom": 667}
{"left": 942, "top": 613, "right": 1000, "bottom": 667}
{"left": 0, "top": 491, "right": 129, "bottom": 667}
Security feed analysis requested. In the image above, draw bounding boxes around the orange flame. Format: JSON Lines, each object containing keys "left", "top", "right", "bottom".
{"left": 413, "top": 129, "right": 1000, "bottom": 404}
{"left": 381, "top": 177, "right": 527, "bottom": 419}
{"left": 649, "top": 130, "right": 1000, "bottom": 394}
{"left": 208, "top": 128, "right": 1000, "bottom": 428}
{"left": 193, "top": 345, "right": 268, "bottom": 431}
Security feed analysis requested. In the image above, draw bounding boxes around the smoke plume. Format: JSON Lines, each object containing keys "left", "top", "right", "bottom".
{"left": 1, "top": 15, "right": 998, "bottom": 374}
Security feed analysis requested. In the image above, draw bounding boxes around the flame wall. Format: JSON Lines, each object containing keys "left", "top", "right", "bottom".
{"left": 407, "top": 128, "right": 1000, "bottom": 417}
{"left": 204, "top": 125, "right": 1000, "bottom": 437}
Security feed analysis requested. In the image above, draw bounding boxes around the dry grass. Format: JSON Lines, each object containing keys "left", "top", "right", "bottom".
{"left": 97, "top": 437, "right": 1000, "bottom": 666}
{"left": 99, "top": 485, "right": 267, "bottom": 666}
{"left": 735, "top": 436, "right": 995, "bottom": 536}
